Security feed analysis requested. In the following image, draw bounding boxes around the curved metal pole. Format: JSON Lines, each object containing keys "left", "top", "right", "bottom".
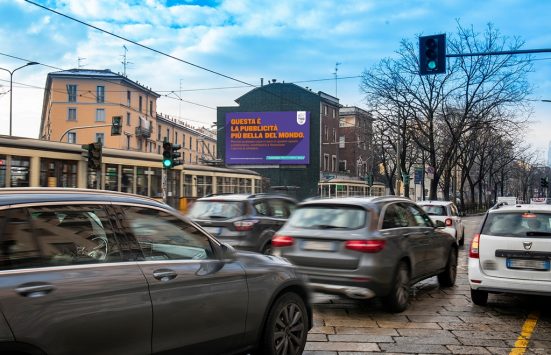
{"left": 59, "top": 124, "right": 111, "bottom": 142}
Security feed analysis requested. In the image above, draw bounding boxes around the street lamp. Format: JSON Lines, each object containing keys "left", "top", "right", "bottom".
{"left": 0, "top": 62, "right": 39, "bottom": 136}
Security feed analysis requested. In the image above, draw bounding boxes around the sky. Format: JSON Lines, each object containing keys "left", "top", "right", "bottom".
{"left": 1, "top": 0, "right": 551, "bottom": 159}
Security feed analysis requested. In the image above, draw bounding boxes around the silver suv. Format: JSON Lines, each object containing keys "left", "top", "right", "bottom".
{"left": 272, "top": 196, "right": 458, "bottom": 312}
{"left": 0, "top": 188, "right": 311, "bottom": 355}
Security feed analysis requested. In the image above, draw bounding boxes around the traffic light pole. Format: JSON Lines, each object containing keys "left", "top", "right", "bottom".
{"left": 59, "top": 124, "right": 112, "bottom": 142}
{"left": 446, "top": 48, "right": 551, "bottom": 58}
{"left": 162, "top": 168, "right": 168, "bottom": 204}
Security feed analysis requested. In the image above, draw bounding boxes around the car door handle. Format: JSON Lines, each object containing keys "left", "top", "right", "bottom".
{"left": 16, "top": 283, "right": 55, "bottom": 298}
{"left": 153, "top": 269, "right": 177, "bottom": 282}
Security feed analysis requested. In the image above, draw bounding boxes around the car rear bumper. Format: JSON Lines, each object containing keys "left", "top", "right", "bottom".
{"left": 468, "top": 258, "right": 551, "bottom": 294}
{"left": 309, "top": 282, "right": 376, "bottom": 299}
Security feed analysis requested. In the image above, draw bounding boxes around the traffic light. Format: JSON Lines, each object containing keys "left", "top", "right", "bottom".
{"left": 542, "top": 177, "right": 549, "bottom": 189}
{"left": 111, "top": 116, "right": 122, "bottom": 136}
{"left": 365, "top": 173, "right": 374, "bottom": 187}
{"left": 162, "top": 140, "right": 183, "bottom": 169}
{"left": 162, "top": 141, "right": 173, "bottom": 168}
{"left": 419, "top": 34, "right": 446, "bottom": 75}
{"left": 171, "top": 143, "right": 182, "bottom": 167}
{"left": 82, "top": 141, "right": 102, "bottom": 170}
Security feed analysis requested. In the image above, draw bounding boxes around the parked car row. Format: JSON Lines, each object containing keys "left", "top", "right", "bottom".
{"left": 1, "top": 187, "right": 490, "bottom": 355}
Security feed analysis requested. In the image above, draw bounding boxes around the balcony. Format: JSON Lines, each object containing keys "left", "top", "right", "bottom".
{"left": 135, "top": 125, "right": 152, "bottom": 138}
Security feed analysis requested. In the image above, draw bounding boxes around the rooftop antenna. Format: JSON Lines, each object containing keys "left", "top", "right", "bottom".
{"left": 333, "top": 62, "right": 341, "bottom": 97}
{"left": 121, "top": 45, "right": 133, "bottom": 76}
{"left": 78, "top": 57, "right": 86, "bottom": 69}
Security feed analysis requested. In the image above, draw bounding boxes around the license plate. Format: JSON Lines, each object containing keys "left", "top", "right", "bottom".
{"left": 203, "top": 227, "right": 221, "bottom": 236}
{"left": 302, "top": 241, "right": 335, "bottom": 252}
{"left": 506, "top": 258, "right": 550, "bottom": 271}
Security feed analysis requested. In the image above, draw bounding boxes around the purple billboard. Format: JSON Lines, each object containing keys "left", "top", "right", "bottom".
{"left": 225, "top": 111, "right": 310, "bottom": 165}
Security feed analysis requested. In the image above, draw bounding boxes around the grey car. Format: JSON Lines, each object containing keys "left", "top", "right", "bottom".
{"left": 0, "top": 188, "right": 311, "bottom": 355}
{"left": 187, "top": 193, "right": 297, "bottom": 254}
{"left": 272, "top": 196, "right": 458, "bottom": 312}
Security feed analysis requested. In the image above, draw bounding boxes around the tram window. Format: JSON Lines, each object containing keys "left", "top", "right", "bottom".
{"left": 122, "top": 166, "right": 134, "bottom": 194}
{"left": 184, "top": 175, "right": 192, "bottom": 197}
{"left": 105, "top": 165, "right": 119, "bottom": 192}
{"left": 10, "top": 156, "right": 30, "bottom": 187}
{"left": 150, "top": 168, "right": 162, "bottom": 197}
{"left": 0, "top": 155, "right": 6, "bottom": 188}
{"left": 136, "top": 167, "right": 147, "bottom": 196}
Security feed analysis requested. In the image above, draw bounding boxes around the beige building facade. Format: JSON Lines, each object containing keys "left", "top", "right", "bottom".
{"left": 39, "top": 69, "right": 217, "bottom": 164}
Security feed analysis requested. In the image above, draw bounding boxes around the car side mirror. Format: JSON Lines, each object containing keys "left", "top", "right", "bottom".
{"left": 219, "top": 242, "right": 237, "bottom": 261}
{"left": 435, "top": 220, "right": 446, "bottom": 228}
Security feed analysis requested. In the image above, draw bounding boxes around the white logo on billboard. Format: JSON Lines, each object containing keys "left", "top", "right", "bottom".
{"left": 297, "top": 111, "right": 306, "bottom": 125}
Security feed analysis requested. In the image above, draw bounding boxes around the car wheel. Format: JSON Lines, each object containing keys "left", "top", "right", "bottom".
{"left": 438, "top": 248, "right": 457, "bottom": 287}
{"left": 260, "top": 292, "right": 308, "bottom": 355}
{"left": 471, "top": 288, "right": 488, "bottom": 306}
{"left": 383, "top": 261, "right": 410, "bottom": 313}
{"left": 262, "top": 242, "right": 273, "bottom": 255}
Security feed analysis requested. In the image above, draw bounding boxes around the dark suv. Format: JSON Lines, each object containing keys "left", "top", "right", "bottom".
{"left": 187, "top": 193, "right": 297, "bottom": 254}
{"left": 0, "top": 188, "right": 311, "bottom": 355}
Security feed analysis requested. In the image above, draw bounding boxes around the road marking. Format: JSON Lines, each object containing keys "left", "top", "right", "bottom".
{"left": 509, "top": 311, "right": 540, "bottom": 355}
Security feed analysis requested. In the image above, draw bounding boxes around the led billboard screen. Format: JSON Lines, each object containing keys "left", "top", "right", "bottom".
{"left": 225, "top": 111, "right": 310, "bottom": 165}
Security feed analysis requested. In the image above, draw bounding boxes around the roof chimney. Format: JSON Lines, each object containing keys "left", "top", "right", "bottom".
{"left": 272, "top": 79, "right": 276, "bottom": 83}
{"left": 261, "top": 78, "right": 264, "bottom": 86}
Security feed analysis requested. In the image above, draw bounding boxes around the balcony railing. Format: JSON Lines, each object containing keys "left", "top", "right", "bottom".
{"left": 135, "top": 125, "right": 152, "bottom": 138}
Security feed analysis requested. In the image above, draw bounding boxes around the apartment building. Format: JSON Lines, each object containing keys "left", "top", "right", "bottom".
{"left": 39, "top": 69, "right": 160, "bottom": 152}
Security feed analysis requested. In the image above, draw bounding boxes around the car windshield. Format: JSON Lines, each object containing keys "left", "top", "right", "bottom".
{"left": 187, "top": 200, "right": 244, "bottom": 220}
{"left": 482, "top": 212, "right": 551, "bottom": 237}
{"left": 288, "top": 205, "right": 367, "bottom": 230}
{"left": 421, "top": 205, "right": 447, "bottom": 216}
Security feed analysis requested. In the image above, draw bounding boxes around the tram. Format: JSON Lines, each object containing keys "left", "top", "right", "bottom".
{"left": 0, "top": 135, "right": 262, "bottom": 211}
{"left": 318, "top": 178, "right": 386, "bottom": 198}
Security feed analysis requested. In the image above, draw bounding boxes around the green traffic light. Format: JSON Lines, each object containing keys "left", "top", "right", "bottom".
{"left": 428, "top": 61, "right": 437, "bottom": 70}
{"left": 163, "top": 159, "right": 172, "bottom": 168}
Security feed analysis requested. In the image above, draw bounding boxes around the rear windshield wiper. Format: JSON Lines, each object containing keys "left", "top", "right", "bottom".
{"left": 526, "top": 231, "right": 551, "bottom": 237}
{"left": 312, "top": 224, "right": 346, "bottom": 229}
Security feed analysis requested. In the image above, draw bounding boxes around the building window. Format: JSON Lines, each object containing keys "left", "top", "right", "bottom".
{"left": 96, "top": 86, "right": 105, "bottom": 103}
{"left": 323, "top": 154, "right": 329, "bottom": 171}
{"left": 324, "top": 125, "right": 328, "bottom": 141}
{"left": 332, "top": 155, "right": 337, "bottom": 172}
{"left": 339, "top": 160, "right": 347, "bottom": 172}
{"left": 127, "top": 91, "right": 131, "bottom": 107}
{"left": 126, "top": 112, "right": 131, "bottom": 126}
{"left": 139, "top": 96, "right": 143, "bottom": 112}
{"left": 157, "top": 146, "right": 160, "bottom": 154}
{"left": 95, "top": 133, "right": 104, "bottom": 145}
{"left": 166, "top": 128, "right": 170, "bottom": 141}
{"left": 96, "top": 109, "right": 105, "bottom": 122}
{"left": 67, "top": 108, "right": 77, "bottom": 121}
{"left": 137, "top": 138, "right": 143, "bottom": 151}
{"left": 149, "top": 100, "right": 153, "bottom": 116}
{"left": 149, "top": 141, "right": 153, "bottom": 153}
{"left": 339, "top": 136, "right": 345, "bottom": 148}
{"left": 324, "top": 105, "right": 327, "bottom": 115}
{"left": 175, "top": 132, "right": 178, "bottom": 145}
{"left": 189, "top": 136, "right": 192, "bottom": 149}
{"left": 157, "top": 125, "right": 161, "bottom": 141}
{"left": 10, "top": 156, "right": 30, "bottom": 187}
{"left": 67, "top": 132, "right": 76, "bottom": 144}
{"left": 332, "top": 108, "right": 336, "bottom": 118}
{"left": 333, "top": 128, "right": 336, "bottom": 142}
{"left": 126, "top": 135, "right": 131, "bottom": 150}
{"left": 67, "top": 84, "right": 77, "bottom": 102}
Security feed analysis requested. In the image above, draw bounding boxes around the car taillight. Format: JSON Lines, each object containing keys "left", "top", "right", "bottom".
{"left": 469, "top": 233, "right": 480, "bottom": 258}
{"left": 345, "top": 240, "right": 385, "bottom": 253}
{"left": 445, "top": 218, "right": 453, "bottom": 227}
{"left": 272, "top": 235, "right": 295, "bottom": 247}
{"left": 233, "top": 220, "right": 258, "bottom": 231}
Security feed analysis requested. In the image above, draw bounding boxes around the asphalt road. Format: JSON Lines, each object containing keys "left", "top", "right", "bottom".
{"left": 305, "top": 215, "right": 551, "bottom": 354}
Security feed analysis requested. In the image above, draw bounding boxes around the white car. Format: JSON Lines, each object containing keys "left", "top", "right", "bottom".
{"left": 418, "top": 201, "right": 465, "bottom": 246}
{"left": 468, "top": 204, "right": 551, "bottom": 306}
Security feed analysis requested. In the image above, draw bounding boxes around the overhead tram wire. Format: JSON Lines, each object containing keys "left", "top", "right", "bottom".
{"left": 0, "top": 51, "right": 216, "bottom": 117}
{"left": 23, "top": 1, "right": 341, "bottom": 113}
{"left": 24, "top": 0, "right": 256, "bottom": 89}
